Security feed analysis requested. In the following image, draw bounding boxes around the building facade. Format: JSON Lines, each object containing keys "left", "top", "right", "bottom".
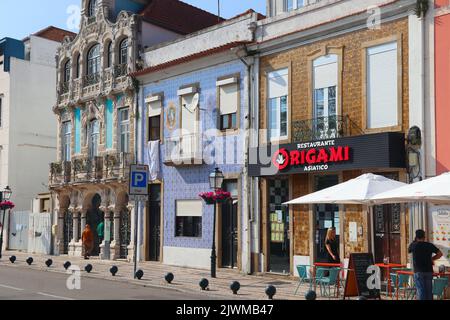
{"left": 49, "top": 0, "right": 220, "bottom": 260}
{"left": 133, "top": 11, "right": 262, "bottom": 270}
{"left": 0, "top": 27, "right": 74, "bottom": 252}
{"left": 247, "top": 0, "right": 421, "bottom": 275}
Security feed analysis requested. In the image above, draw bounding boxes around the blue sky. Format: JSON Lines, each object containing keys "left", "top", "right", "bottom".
{"left": 0, "top": 0, "right": 266, "bottom": 40}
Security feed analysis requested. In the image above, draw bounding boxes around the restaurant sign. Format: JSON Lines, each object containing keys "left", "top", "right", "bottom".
{"left": 249, "top": 132, "right": 406, "bottom": 177}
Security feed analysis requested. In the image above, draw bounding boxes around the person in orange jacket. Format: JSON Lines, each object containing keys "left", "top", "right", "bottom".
{"left": 82, "top": 224, "right": 94, "bottom": 260}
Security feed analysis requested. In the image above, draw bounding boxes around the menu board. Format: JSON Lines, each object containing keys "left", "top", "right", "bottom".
{"left": 344, "top": 253, "right": 381, "bottom": 299}
{"left": 430, "top": 206, "right": 450, "bottom": 265}
{"left": 270, "top": 211, "right": 285, "bottom": 243}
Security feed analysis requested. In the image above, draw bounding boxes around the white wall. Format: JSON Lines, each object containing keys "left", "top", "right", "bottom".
{"left": 5, "top": 35, "right": 58, "bottom": 212}
{"left": 141, "top": 22, "right": 181, "bottom": 49}
{"left": 163, "top": 246, "right": 211, "bottom": 269}
{"left": 0, "top": 63, "right": 11, "bottom": 191}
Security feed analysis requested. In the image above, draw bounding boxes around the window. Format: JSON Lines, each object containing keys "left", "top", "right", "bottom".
{"left": 63, "top": 60, "right": 71, "bottom": 83}
{"left": 75, "top": 54, "right": 80, "bottom": 78}
{"left": 286, "top": 0, "right": 305, "bottom": 11}
{"left": 175, "top": 200, "right": 203, "bottom": 238}
{"left": 119, "top": 38, "right": 128, "bottom": 65}
{"left": 107, "top": 41, "right": 113, "bottom": 68}
{"left": 313, "top": 54, "right": 338, "bottom": 136}
{"left": 87, "top": 44, "right": 100, "bottom": 76}
{"left": 62, "top": 121, "right": 72, "bottom": 162}
{"left": 366, "top": 41, "right": 399, "bottom": 129}
{"left": 267, "top": 68, "right": 289, "bottom": 141}
{"left": 87, "top": 0, "right": 97, "bottom": 17}
{"left": 217, "top": 77, "right": 239, "bottom": 131}
{"left": 118, "top": 108, "right": 130, "bottom": 153}
{"left": 89, "top": 119, "right": 99, "bottom": 159}
{"left": 147, "top": 95, "right": 162, "bottom": 141}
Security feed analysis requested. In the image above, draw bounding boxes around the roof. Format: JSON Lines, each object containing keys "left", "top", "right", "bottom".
{"left": 139, "top": 0, "right": 224, "bottom": 35}
{"left": 23, "top": 26, "right": 76, "bottom": 43}
{"left": 131, "top": 41, "right": 251, "bottom": 77}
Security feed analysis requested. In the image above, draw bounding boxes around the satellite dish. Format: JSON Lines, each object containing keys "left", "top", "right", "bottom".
{"left": 184, "top": 93, "right": 199, "bottom": 113}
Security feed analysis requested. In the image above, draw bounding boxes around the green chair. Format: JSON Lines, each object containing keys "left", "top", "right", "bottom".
{"left": 317, "top": 268, "right": 340, "bottom": 299}
{"left": 294, "top": 265, "right": 311, "bottom": 294}
{"left": 433, "top": 278, "right": 448, "bottom": 300}
{"left": 390, "top": 272, "right": 415, "bottom": 300}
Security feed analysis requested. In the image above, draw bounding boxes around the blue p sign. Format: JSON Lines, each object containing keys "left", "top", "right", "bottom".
{"left": 132, "top": 172, "right": 147, "bottom": 188}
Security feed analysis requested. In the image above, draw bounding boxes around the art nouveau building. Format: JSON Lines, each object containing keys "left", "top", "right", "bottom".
{"left": 49, "top": 0, "right": 220, "bottom": 260}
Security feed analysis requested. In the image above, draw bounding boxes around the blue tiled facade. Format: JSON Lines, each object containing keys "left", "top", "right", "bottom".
{"left": 140, "top": 60, "right": 247, "bottom": 250}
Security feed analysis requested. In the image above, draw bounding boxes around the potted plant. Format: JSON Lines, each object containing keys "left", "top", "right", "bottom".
{"left": 199, "top": 192, "right": 216, "bottom": 205}
{"left": 213, "top": 189, "right": 232, "bottom": 204}
{"left": 0, "top": 201, "right": 15, "bottom": 211}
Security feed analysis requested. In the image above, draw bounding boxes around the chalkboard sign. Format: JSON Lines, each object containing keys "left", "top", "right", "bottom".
{"left": 344, "top": 253, "right": 381, "bottom": 299}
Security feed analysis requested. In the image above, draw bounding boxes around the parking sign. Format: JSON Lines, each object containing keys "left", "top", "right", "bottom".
{"left": 129, "top": 164, "right": 149, "bottom": 201}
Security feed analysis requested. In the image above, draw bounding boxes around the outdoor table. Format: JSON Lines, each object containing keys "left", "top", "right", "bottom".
{"left": 375, "top": 263, "right": 406, "bottom": 297}
{"left": 312, "top": 262, "right": 342, "bottom": 297}
{"left": 395, "top": 270, "right": 450, "bottom": 300}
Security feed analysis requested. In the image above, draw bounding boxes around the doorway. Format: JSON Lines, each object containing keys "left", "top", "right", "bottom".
{"left": 267, "top": 178, "right": 290, "bottom": 274}
{"left": 314, "top": 175, "right": 340, "bottom": 263}
{"left": 372, "top": 173, "right": 402, "bottom": 264}
{"left": 148, "top": 184, "right": 161, "bottom": 262}
{"left": 86, "top": 194, "right": 104, "bottom": 256}
{"left": 221, "top": 180, "right": 238, "bottom": 269}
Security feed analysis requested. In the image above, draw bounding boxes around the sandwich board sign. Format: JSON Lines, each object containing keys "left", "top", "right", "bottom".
{"left": 129, "top": 164, "right": 149, "bottom": 202}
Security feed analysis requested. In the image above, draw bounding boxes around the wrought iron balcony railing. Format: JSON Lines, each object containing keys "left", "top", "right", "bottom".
{"left": 49, "top": 161, "right": 71, "bottom": 186}
{"left": 164, "top": 133, "right": 203, "bottom": 166}
{"left": 104, "top": 152, "right": 133, "bottom": 180}
{"left": 83, "top": 73, "right": 100, "bottom": 87}
{"left": 114, "top": 64, "right": 128, "bottom": 78}
{"left": 292, "top": 115, "right": 364, "bottom": 143}
{"left": 61, "top": 82, "right": 70, "bottom": 94}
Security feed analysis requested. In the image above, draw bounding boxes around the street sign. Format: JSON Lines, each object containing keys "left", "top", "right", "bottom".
{"left": 129, "top": 164, "right": 149, "bottom": 199}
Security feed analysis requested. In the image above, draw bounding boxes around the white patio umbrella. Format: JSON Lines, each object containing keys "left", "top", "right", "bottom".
{"left": 371, "top": 172, "right": 450, "bottom": 204}
{"left": 284, "top": 173, "right": 406, "bottom": 205}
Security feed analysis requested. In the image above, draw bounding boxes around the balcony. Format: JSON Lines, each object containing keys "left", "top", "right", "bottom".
{"left": 49, "top": 153, "right": 133, "bottom": 187}
{"left": 83, "top": 73, "right": 100, "bottom": 87}
{"left": 164, "top": 134, "right": 203, "bottom": 166}
{"left": 113, "top": 64, "right": 128, "bottom": 78}
{"left": 292, "top": 115, "right": 364, "bottom": 143}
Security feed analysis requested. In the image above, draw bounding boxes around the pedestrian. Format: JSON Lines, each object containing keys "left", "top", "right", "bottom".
{"left": 97, "top": 221, "right": 105, "bottom": 243}
{"left": 325, "top": 227, "right": 340, "bottom": 263}
{"left": 408, "top": 229, "right": 443, "bottom": 300}
{"left": 82, "top": 224, "right": 94, "bottom": 260}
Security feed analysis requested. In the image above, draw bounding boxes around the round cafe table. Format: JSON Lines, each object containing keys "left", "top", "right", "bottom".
{"left": 374, "top": 263, "right": 406, "bottom": 297}
{"left": 395, "top": 270, "right": 450, "bottom": 300}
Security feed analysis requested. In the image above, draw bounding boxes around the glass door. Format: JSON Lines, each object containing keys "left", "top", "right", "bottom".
{"left": 268, "top": 178, "right": 290, "bottom": 274}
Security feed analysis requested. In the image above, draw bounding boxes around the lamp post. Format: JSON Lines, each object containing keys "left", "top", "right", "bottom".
{"left": 209, "top": 168, "right": 224, "bottom": 278}
{"left": 0, "top": 186, "right": 12, "bottom": 259}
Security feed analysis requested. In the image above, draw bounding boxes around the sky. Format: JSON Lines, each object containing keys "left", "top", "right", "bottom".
{"left": 0, "top": 0, "right": 267, "bottom": 40}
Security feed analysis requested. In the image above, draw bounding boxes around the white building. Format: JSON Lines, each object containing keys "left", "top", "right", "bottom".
{"left": 0, "top": 26, "right": 75, "bottom": 251}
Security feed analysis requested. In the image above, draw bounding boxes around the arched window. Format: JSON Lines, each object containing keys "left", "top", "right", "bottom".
{"left": 107, "top": 41, "right": 113, "bottom": 68}
{"left": 87, "top": 0, "right": 97, "bottom": 17}
{"left": 75, "top": 54, "right": 80, "bottom": 78}
{"left": 64, "top": 60, "right": 71, "bottom": 83}
{"left": 119, "top": 38, "right": 128, "bottom": 65}
{"left": 87, "top": 44, "right": 100, "bottom": 76}
{"left": 89, "top": 119, "right": 100, "bottom": 159}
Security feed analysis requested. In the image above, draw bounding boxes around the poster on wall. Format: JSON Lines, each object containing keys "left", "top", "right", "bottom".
{"left": 429, "top": 206, "right": 450, "bottom": 266}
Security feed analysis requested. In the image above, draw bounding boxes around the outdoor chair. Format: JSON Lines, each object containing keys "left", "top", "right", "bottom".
{"left": 433, "top": 278, "right": 448, "bottom": 300}
{"left": 294, "top": 265, "right": 311, "bottom": 294}
{"left": 390, "top": 272, "right": 416, "bottom": 300}
{"left": 316, "top": 267, "right": 340, "bottom": 299}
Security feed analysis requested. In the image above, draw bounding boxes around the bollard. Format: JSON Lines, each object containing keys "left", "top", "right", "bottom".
{"left": 305, "top": 290, "right": 317, "bottom": 301}
{"left": 230, "top": 281, "right": 241, "bottom": 295}
{"left": 110, "top": 266, "right": 118, "bottom": 276}
{"left": 84, "top": 264, "right": 93, "bottom": 273}
{"left": 45, "top": 259, "right": 53, "bottom": 268}
{"left": 265, "top": 285, "right": 276, "bottom": 300}
{"left": 135, "top": 269, "right": 144, "bottom": 280}
{"left": 26, "top": 257, "right": 33, "bottom": 266}
{"left": 63, "top": 261, "right": 71, "bottom": 270}
{"left": 165, "top": 273, "right": 174, "bottom": 284}
{"left": 357, "top": 296, "right": 368, "bottom": 300}
{"left": 199, "top": 278, "right": 209, "bottom": 291}
{"left": 9, "top": 256, "right": 16, "bottom": 264}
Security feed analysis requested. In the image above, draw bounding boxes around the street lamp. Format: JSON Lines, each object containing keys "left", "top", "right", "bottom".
{"left": 209, "top": 168, "right": 224, "bottom": 278}
{"left": 0, "top": 186, "right": 12, "bottom": 259}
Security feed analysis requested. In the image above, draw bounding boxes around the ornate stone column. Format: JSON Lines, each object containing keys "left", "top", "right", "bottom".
{"left": 56, "top": 208, "right": 65, "bottom": 256}
{"left": 110, "top": 207, "right": 122, "bottom": 260}
{"left": 127, "top": 204, "right": 135, "bottom": 262}
{"left": 99, "top": 205, "right": 111, "bottom": 260}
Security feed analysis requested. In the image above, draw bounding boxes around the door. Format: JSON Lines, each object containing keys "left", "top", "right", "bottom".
{"left": 314, "top": 175, "right": 340, "bottom": 263}
{"left": 28, "top": 213, "right": 52, "bottom": 255}
{"left": 373, "top": 204, "right": 402, "bottom": 264}
{"left": 119, "top": 210, "right": 131, "bottom": 259}
{"left": 8, "top": 211, "right": 29, "bottom": 251}
{"left": 63, "top": 210, "right": 73, "bottom": 254}
{"left": 268, "top": 178, "right": 290, "bottom": 274}
{"left": 221, "top": 180, "right": 238, "bottom": 269}
{"left": 148, "top": 184, "right": 161, "bottom": 262}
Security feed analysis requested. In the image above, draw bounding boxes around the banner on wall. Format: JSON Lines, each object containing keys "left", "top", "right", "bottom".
{"left": 429, "top": 206, "right": 450, "bottom": 266}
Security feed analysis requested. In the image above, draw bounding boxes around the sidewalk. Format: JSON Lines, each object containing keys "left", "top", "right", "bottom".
{"left": 0, "top": 250, "right": 322, "bottom": 300}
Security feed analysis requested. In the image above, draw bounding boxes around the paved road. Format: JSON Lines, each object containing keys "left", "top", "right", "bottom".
{"left": 0, "top": 265, "right": 218, "bottom": 300}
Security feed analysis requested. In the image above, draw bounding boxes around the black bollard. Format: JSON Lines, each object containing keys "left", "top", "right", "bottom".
{"left": 63, "top": 261, "right": 71, "bottom": 270}
{"left": 265, "top": 285, "right": 276, "bottom": 300}
{"left": 84, "top": 264, "right": 93, "bottom": 273}
{"left": 26, "top": 257, "right": 33, "bottom": 265}
{"left": 9, "top": 256, "right": 16, "bottom": 264}
{"left": 110, "top": 266, "right": 118, "bottom": 276}
{"left": 45, "top": 259, "right": 53, "bottom": 268}
{"left": 199, "top": 278, "right": 209, "bottom": 291}
{"left": 135, "top": 269, "right": 144, "bottom": 280}
{"left": 165, "top": 273, "right": 174, "bottom": 284}
{"left": 230, "top": 281, "right": 241, "bottom": 295}
{"left": 305, "top": 290, "right": 317, "bottom": 301}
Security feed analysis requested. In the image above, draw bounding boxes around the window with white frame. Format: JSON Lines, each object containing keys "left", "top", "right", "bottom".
{"left": 89, "top": 119, "right": 99, "bottom": 159}
{"left": 217, "top": 77, "right": 239, "bottom": 131}
{"left": 366, "top": 41, "right": 399, "bottom": 129}
{"left": 62, "top": 121, "right": 72, "bottom": 162}
{"left": 286, "top": 0, "right": 305, "bottom": 11}
{"left": 267, "top": 68, "right": 289, "bottom": 141}
{"left": 118, "top": 108, "right": 130, "bottom": 153}
{"left": 175, "top": 200, "right": 203, "bottom": 238}
{"left": 146, "top": 95, "right": 162, "bottom": 142}
{"left": 313, "top": 54, "right": 338, "bottom": 121}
